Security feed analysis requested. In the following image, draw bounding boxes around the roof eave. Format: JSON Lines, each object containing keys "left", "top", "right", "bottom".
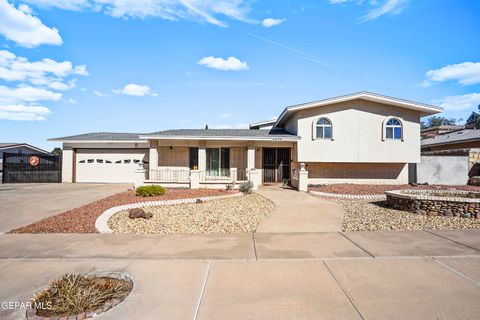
{"left": 140, "top": 135, "right": 300, "bottom": 141}
{"left": 48, "top": 139, "right": 148, "bottom": 143}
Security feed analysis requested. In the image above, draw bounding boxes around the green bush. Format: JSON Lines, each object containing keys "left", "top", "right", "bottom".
{"left": 136, "top": 185, "right": 166, "bottom": 197}
{"left": 239, "top": 181, "right": 254, "bottom": 194}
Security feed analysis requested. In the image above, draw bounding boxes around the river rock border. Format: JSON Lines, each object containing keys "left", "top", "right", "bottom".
{"left": 385, "top": 189, "right": 480, "bottom": 218}
{"left": 96, "top": 193, "right": 243, "bottom": 233}
{"left": 26, "top": 272, "right": 133, "bottom": 320}
{"left": 309, "top": 191, "right": 386, "bottom": 200}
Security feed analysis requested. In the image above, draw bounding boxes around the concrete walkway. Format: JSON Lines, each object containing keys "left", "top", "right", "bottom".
{"left": 0, "top": 230, "right": 479, "bottom": 319}
{"left": 256, "top": 187, "right": 345, "bottom": 233}
{"left": 0, "top": 183, "right": 130, "bottom": 233}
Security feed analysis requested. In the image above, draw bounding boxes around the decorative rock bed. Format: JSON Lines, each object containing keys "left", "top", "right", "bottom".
{"left": 385, "top": 189, "right": 480, "bottom": 219}
{"left": 26, "top": 272, "right": 133, "bottom": 320}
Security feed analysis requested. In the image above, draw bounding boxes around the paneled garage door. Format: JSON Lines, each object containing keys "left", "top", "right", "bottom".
{"left": 75, "top": 149, "right": 148, "bottom": 183}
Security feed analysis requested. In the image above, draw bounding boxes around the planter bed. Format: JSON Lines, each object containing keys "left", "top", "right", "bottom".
{"left": 308, "top": 184, "right": 480, "bottom": 195}
{"left": 10, "top": 189, "right": 234, "bottom": 234}
{"left": 339, "top": 199, "right": 480, "bottom": 232}
{"left": 107, "top": 193, "right": 274, "bottom": 234}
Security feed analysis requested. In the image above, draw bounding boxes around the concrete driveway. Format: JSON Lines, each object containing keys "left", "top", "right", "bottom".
{"left": 0, "top": 183, "right": 130, "bottom": 233}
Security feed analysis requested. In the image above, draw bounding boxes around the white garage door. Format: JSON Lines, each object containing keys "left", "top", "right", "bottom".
{"left": 75, "top": 149, "right": 148, "bottom": 183}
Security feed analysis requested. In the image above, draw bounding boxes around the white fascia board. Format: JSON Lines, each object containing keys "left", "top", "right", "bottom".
{"left": 140, "top": 135, "right": 300, "bottom": 141}
{"left": 47, "top": 139, "right": 147, "bottom": 143}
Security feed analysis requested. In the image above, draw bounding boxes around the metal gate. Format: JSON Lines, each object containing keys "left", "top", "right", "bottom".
{"left": 263, "top": 148, "right": 291, "bottom": 183}
{"left": 2, "top": 153, "right": 61, "bottom": 183}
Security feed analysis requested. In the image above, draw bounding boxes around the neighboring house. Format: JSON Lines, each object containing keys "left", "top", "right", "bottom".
{"left": 420, "top": 125, "right": 464, "bottom": 139}
{"left": 0, "top": 143, "right": 51, "bottom": 171}
{"left": 50, "top": 92, "right": 441, "bottom": 189}
{"left": 421, "top": 129, "right": 480, "bottom": 152}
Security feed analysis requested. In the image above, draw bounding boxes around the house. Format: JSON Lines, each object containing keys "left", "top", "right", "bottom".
{"left": 50, "top": 92, "right": 442, "bottom": 190}
{"left": 422, "top": 129, "right": 480, "bottom": 152}
{"left": 0, "top": 143, "right": 51, "bottom": 171}
{"left": 420, "top": 125, "right": 464, "bottom": 139}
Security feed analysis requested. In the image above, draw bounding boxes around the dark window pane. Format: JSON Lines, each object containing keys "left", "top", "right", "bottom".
{"left": 394, "top": 127, "right": 402, "bottom": 139}
{"left": 79, "top": 160, "right": 85, "bottom": 163}
{"left": 386, "top": 127, "right": 393, "bottom": 139}
{"left": 317, "top": 118, "right": 331, "bottom": 125}
{"left": 324, "top": 127, "right": 332, "bottom": 139}
{"left": 189, "top": 147, "right": 198, "bottom": 169}
{"left": 124, "top": 159, "right": 131, "bottom": 164}
{"left": 221, "top": 148, "right": 230, "bottom": 170}
{"left": 97, "top": 159, "right": 103, "bottom": 163}
{"left": 106, "top": 160, "right": 112, "bottom": 163}
{"left": 316, "top": 127, "right": 323, "bottom": 139}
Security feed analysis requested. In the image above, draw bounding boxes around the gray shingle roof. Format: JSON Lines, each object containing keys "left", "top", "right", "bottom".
{"left": 143, "top": 129, "right": 299, "bottom": 139}
{"left": 421, "top": 129, "right": 480, "bottom": 146}
{"left": 49, "top": 132, "right": 146, "bottom": 141}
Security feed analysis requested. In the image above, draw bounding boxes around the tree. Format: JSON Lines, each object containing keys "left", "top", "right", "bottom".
{"left": 205, "top": 124, "right": 209, "bottom": 130}
{"left": 51, "top": 147, "right": 62, "bottom": 155}
{"left": 465, "top": 105, "right": 480, "bottom": 129}
{"left": 421, "top": 116, "right": 458, "bottom": 129}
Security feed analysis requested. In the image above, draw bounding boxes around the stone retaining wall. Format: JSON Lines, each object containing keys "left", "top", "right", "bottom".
{"left": 385, "top": 189, "right": 480, "bottom": 219}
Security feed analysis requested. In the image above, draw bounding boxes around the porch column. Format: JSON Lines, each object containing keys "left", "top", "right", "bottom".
{"left": 198, "top": 141, "right": 206, "bottom": 172}
{"left": 247, "top": 143, "right": 255, "bottom": 170}
{"left": 149, "top": 140, "right": 158, "bottom": 173}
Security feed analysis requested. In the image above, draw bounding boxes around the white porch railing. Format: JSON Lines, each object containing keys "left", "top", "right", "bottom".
{"left": 149, "top": 169, "right": 190, "bottom": 182}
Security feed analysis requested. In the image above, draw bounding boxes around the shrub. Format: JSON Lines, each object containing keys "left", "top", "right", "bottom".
{"left": 239, "top": 181, "right": 254, "bottom": 194}
{"left": 135, "top": 185, "right": 166, "bottom": 197}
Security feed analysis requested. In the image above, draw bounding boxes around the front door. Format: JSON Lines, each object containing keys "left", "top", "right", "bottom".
{"left": 263, "top": 148, "right": 291, "bottom": 183}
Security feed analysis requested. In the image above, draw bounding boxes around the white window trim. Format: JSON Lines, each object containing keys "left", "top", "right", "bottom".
{"left": 312, "top": 117, "right": 334, "bottom": 141}
{"left": 382, "top": 116, "right": 404, "bottom": 142}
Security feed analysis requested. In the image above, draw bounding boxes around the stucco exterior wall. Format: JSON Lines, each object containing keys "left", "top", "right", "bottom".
{"left": 417, "top": 156, "right": 468, "bottom": 185}
{"left": 307, "top": 162, "right": 408, "bottom": 185}
{"left": 284, "top": 99, "right": 421, "bottom": 163}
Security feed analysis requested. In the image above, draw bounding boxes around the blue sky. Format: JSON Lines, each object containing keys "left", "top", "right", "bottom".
{"left": 0, "top": 0, "right": 479, "bottom": 151}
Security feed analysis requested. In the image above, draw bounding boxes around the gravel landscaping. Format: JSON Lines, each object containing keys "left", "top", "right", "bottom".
{"left": 108, "top": 193, "right": 274, "bottom": 234}
{"left": 339, "top": 199, "right": 480, "bottom": 232}
{"left": 10, "top": 188, "right": 233, "bottom": 233}
{"left": 309, "top": 184, "right": 480, "bottom": 195}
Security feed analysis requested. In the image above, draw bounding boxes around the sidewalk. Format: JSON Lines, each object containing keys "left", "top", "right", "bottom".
{"left": 1, "top": 230, "right": 479, "bottom": 319}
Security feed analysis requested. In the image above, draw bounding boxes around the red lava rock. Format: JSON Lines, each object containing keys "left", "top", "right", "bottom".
{"left": 9, "top": 189, "right": 232, "bottom": 234}
{"left": 308, "top": 184, "right": 480, "bottom": 195}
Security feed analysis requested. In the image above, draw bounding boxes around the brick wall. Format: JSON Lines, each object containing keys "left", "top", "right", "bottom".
{"left": 307, "top": 162, "right": 408, "bottom": 185}
{"left": 230, "top": 147, "right": 247, "bottom": 170}
{"left": 158, "top": 146, "right": 189, "bottom": 167}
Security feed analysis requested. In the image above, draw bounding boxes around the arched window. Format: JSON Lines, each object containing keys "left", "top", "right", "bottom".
{"left": 315, "top": 117, "right": 332, "bottom": 139}
{"left": 385, "top": 118, "right": 402, "bottom": 140}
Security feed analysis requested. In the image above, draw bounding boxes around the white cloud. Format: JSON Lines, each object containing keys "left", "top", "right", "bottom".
{"left": 425, "top": 62, "right": 480, "bottom": 86}
{"left": 439, "top": 93, "right": 480, "bottom": 111}
{"left": 93, "top": 90, "right": 107, "bottom": 97}
{"left": 112, "top": 83, "right": 157, "bottom": 97}
{"left": 0, "top": 85, "right": 61, "bottom": 103}
{"left": 262, "top": 18, "right": 285, "bottom": 28}
{"left": 0, "top": 0, "right": 62, "bottom": 47}
{"left": 210, "top": 123, "right": 248, "bottom": 129}
{"left": 24, "top": 0, "right": 253, "bottom": 27}
{"left": 198, "top": 56, "right": 248, "bottom": 71}
{"left": 218, "top": 113, "right": 230, "bottom": 119}
{"left": 0, "top": 50, "right": 87, "bottom": 88}
{"left": 0, "top": 104, "right": 51, "bottom": 121}
{"left": 328, "top": 0, "right": 408, "bottom": 22}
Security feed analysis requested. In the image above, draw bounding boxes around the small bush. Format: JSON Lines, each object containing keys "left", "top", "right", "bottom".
{"left": 239, "top": 181, "right": 254, "bottom": 194}
{"left": 136, "top": 185, "right": 166, "bottom": 197}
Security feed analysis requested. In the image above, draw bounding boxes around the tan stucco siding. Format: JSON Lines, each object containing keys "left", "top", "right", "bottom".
{"left": 284, "top": 99, "right": 421, "bottom": 163}
{"left": 158, "top": 146, "right": 189, "bottom": 167}
{"left": 307, "top": 162, "right": 408, "bottom": 185}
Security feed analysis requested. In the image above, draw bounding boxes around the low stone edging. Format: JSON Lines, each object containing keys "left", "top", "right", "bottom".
{"left": 95, "top": 192, "right": 243, "bottom": 233}
{"left": 26, "top": 272, "right": 133, "bottom": 320}
{"left": 309, "top": 191, "right": 386, "bottom": 200}
{"left": 385, "top": 189, "right": 480, "bottom": 218}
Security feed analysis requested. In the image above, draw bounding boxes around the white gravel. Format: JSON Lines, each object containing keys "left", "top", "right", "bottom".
{"left": 338, "top": 199, "right": 480, "bottom": 232}
{"left": 108, "top": 193, "right": 274, "bottom": 234}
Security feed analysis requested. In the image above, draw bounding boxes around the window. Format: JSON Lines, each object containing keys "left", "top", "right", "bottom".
{"left": 115, "top": 160, "right": 121, "bottom": 164}
{"left": 78, "top": 160, "right": 85, "bottom": 163}
{"left": 385, "top": 118, "right": 402, "bottom": 140}
{"left": 133, "top": 159, "right": 140, "bottom": 164}
{"left": 96, "top": 159, "right": 103, "bottom": 163}
{"left": 206, "top": 148, "right": 230, "bottom": 177}
{"left": 124, "top": 159, "right": 131, "bottom": 164}
{"left": 106, "top": 160, "right": 112, "bottom": 163}
{"left": 315, "top": 118, "right": 332, "bottom": 139}
{"left": 87, "top": 159, "right": 94, "bottom": 163}
{"left": 189, "top": 147, "right": 199, "bottom": 170}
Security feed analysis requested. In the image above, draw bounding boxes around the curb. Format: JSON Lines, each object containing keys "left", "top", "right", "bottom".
{"left": 309, "top": 191, "right": 386, "bottom": 200}
{"left": 95, "top": 193, "right": 243, "bottom": 233}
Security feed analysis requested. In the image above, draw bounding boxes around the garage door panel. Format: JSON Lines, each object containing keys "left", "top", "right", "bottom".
{"left": 75, "top": 149, "right": 148, "bottom": 183}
